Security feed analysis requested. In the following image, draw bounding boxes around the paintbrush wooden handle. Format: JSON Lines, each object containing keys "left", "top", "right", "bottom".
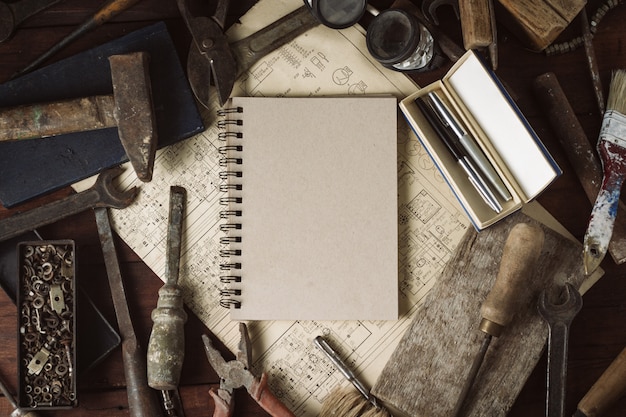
{"left": 459, "top": 0, "right": 494, "bottom": 49}
{"left": 583, "top": 140, "right": 626, "bottom": 274}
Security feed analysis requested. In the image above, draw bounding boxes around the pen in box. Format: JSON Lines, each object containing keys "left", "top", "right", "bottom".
{"left": 416, "top": 96, "right": 502, "bottom": 213}
{"left": 427, "top": 92, "right": 512, "bottom": 202}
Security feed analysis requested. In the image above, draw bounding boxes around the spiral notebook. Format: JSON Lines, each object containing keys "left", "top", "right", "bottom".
{"left": 218, "top": 96, "right": 399, "bottom": 321}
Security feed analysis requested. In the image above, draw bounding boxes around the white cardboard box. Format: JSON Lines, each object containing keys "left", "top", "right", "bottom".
{"left": 400, "top": 50, "right": 561, "bottom": 230}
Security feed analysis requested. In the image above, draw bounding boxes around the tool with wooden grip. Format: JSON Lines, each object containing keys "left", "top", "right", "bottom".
{"left": 0, "top": 52, "right": 158, "bottom": 182}
{"left": 574, "top": 345, "right": 626, "bottom": 417}
{"left": 458, "top": 0, "right": 497, "bottom": 68}
{"left": 147, "top": 186, "right": 188, "bottom": 392}
{"left": 583, "top": 70, "right": 626, "bottom": 275}
{"left": 13, "top": 0, "right": 143, "bottom": 77}
{"left": 532, "top": 72, "right": 626, "bottom": 267}
{"left": 451, "top": 222, "right": 545, "bottom": 416}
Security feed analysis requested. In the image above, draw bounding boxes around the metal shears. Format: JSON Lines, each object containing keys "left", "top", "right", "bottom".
{"left": 176, "top": 0, "right": 237, "bottom": 107}
{"left": 202, "top": 323, "right": 296, "bottom": 417}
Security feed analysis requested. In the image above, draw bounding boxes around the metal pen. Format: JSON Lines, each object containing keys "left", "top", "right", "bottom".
{"left": 416, "top": 97, "right": 503, "bottom": 213}
{"left": 314, "top": 336, "right": 380, "bottom": 409}
{"left": 427, "top": 92, "right": 512, "bottom": 202}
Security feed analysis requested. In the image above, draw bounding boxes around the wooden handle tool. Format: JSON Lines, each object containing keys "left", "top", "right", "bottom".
{"left": 459, "top": 0, "right": 497, "bottom": 68}
{"left": 575, "top": 346, "right": 626, "bottom": 417}
{"left": 452, "top": 222, "right": 545, "bottom": 416}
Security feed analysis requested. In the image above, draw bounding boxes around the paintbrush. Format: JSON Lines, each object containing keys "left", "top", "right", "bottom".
{"left": 583, "top": 69, "right": 626, "bottom": 275}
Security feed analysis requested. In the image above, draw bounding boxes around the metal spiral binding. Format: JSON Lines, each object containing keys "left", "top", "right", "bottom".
{"left": 217, "top": 106, "right": 244, "bottom": 309}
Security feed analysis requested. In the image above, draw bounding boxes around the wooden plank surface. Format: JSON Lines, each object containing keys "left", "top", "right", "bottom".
{"left": 373, "top": 211, "right": 589, "bottom": 416}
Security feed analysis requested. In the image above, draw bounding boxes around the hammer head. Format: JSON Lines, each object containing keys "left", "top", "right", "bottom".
{"left": 108, "top": 52, "right": 158, "bottom": 182}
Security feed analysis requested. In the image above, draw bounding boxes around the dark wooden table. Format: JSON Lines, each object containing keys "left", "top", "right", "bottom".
{"left": 0, "top": 0, "right": 625, "bottom": 416}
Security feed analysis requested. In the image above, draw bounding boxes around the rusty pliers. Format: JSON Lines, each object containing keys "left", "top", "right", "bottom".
{"left": 176, "top": 0, "right": 237, "bottom": 108}
{"left": 202, "top": 323, "right": 296, "bottom": 417}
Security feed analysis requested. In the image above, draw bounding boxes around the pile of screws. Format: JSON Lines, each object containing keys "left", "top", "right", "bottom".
{"left": 18, "top": 241, "right": 77, "bottom": 409}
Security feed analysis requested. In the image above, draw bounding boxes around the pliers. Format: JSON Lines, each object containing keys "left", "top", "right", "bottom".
{"left": 176, "top": 0, "right": 237, "bottom": 108}
{"left": 202, "top": 323, "right": 296, "bottom": 417}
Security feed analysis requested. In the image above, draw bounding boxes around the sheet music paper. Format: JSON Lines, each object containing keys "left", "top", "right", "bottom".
{"left": 100, "top": 0, "right": 472, "bottom": 414}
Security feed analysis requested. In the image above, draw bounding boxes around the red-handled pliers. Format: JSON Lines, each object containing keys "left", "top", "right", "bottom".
{"left": 202, "top": 323, "right": 296, "bottom": 417}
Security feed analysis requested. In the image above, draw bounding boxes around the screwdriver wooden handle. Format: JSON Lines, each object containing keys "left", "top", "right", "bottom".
{"left": 575, "top": 346, "right": 626, "bottom": 417}
{"left": 479, "top": 222, "right": 545, "bottom": 337}
{"left": 459, "top": 0, "right": 494, "bottom": 49}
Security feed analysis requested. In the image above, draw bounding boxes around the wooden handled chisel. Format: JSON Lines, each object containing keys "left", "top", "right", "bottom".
{"left": 452, "top": 222, "right": 544, "bottom": 416}
{"left": 583, "top": 69, "right": 626, "bottom": 275}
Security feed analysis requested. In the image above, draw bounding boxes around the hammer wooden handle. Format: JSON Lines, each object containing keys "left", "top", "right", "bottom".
{"left": 459, "top": 0, "right": 494, "bottom": 49}
{"left": 479, "top": 223, "right": 544, "bottom": 336}
{"left": 0, "top": 95, "right": 116, "bottom": 141}
{"left": 576, "top": 346, "right": 626, "bottom": 417}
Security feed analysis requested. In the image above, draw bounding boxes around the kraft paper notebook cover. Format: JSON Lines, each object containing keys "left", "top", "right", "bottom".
{"left": 218, "top": 96, "right": 399, "bottom": 321}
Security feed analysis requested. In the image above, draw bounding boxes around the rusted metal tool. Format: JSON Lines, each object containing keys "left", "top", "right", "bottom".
{"left": 575, "top": 345, "right": 626, "bottom": 417}
{"left": 452, "top": 222, "right": 545, "bottom": 417}
{"left": 532, "top": 72, "right": 626, "bottom": 266}
{"left": 177, "top": 0, "right": 236, "bottom": 107}
{"left": 0, "top": 52, "right": 158, "bottom": 182}
{"left": 146, "top": 186, "right": 188, "bottom": 413}
{"left": 94, "top": 205, "right": 164, "bottom": 417}
{"left": 421, "top": 0, "right": 460, "bottom": 25}
{"left": 0, "top": 166, "right": 136, "bottom": 243}
{"left": 12, "top": 0, "right": 143, "bottom": 78}
{"left": 0, "top": 370, "right": 41, "bottom": 417}
{"left": 538, "top": 283, "right": 583, "bottom": 417}
{"left": 0, "top": 0, "right": 63, "bottom": 43}
{"left": 202, "top": 323, "right": 296, "bottom": 417}
{"left": 183, "top": 4, "right": 320, "bottom": 109}
{"left": 580, "top": 8, "right": 605, "bottom": 116}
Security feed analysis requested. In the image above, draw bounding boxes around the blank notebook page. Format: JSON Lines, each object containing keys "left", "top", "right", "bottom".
{"left": 221, "top": 96, "right": 398, "bottom": 321}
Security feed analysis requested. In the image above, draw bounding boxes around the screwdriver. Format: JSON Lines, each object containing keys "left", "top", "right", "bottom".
{"left": 147, "top": 186, "right": 188, "bottom": 393}
{"left": 12, "top": 0, "right": 143, "bottom": 78}
{"left": 451, "top": 222, "right": 545, "bottom": 417}
{"left": 0, "top": 371, "right": 41, "bottom": 417}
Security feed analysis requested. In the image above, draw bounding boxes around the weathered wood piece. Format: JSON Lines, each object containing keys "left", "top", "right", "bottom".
{"left": 497, "top": 0, "right": 587, "bottom": 51}
{"left": 372, "top": 211, "right": 589, "bottom": 417}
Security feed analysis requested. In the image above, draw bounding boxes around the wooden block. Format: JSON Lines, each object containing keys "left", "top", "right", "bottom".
{"left": 460, "top": 0, "right": 494, "bottom": 49}
{"left": 371, "top": 211, "right": 589, "bottom": 416}
{"left": 497, "top": 0, "right": 586, "bottom": 51}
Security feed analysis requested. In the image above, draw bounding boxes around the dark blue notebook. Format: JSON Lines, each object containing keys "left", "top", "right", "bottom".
{"left": 0, "top": 22, "right": 204, "bottom": 207}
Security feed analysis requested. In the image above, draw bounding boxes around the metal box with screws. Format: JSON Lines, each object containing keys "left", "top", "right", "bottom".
{"left": 17, "top": 240, "right": 78, "bottom": 409}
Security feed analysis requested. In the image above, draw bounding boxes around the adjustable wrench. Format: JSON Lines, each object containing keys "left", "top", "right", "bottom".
{"left": 538, "top": 283, "right": 583, "bottom": 417}
{"left": 0, "top": 166, "right": 137, "bottom": 242}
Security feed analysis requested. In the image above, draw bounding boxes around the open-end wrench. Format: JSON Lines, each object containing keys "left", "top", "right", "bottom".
{"left": 0, "top": 166, "right": 137, "bottom": 242}
{"left": 421, "top": 0, "right": 460, "bottom": 25}
{"left": 538, "top": 283, "right": 583, "bottom": 417}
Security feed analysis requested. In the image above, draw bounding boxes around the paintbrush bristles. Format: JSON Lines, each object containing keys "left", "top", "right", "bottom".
{"left": 319, "top": 387, "right": 391, "bottom": 417}
{"left": 607, "top": 69, "right": 626, "bottom": 114}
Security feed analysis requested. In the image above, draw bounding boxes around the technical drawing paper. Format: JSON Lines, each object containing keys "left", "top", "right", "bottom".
{"left": 103, "top": 0, "right": 472, "bottom": 415}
